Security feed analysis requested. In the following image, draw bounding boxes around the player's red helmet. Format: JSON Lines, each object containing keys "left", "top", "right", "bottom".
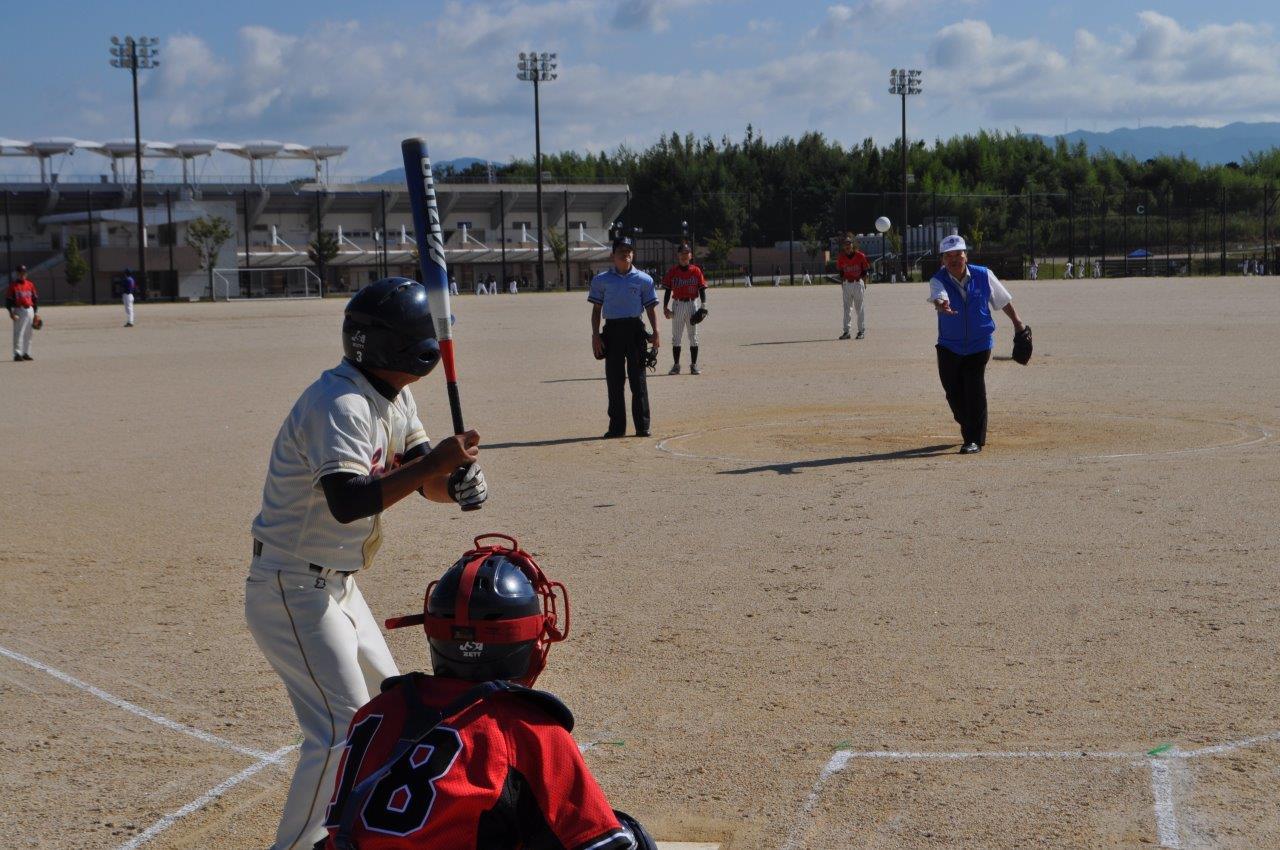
{"left": 386, "top": 534, "right": 569, "bottom": 687}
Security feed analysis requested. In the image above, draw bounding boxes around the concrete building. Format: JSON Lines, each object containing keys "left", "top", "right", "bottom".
{"left": 0, "top": 138, "right": 629, "bottom": 302}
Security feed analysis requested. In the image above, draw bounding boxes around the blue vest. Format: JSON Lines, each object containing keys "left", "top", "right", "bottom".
{"left": 934, "top": 264, "right": 997, "bottom": 355}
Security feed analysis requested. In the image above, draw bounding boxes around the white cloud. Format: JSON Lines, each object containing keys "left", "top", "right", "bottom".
{"left": 611, "top": 0, "right": 709, "bottom": 33}
{"left": 47, "top": 5, "right": 1280, "bottom": 179}
{"left": 919, "top": 13, "right": 1280, "bottom": 131}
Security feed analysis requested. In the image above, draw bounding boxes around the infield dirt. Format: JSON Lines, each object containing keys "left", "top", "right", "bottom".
{"left": 1, "top": 277, "right": 1277, "bottom": 849}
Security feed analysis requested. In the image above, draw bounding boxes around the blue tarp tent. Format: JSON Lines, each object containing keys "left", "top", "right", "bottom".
{"left": 1128, "top": 248, "right": 1151, "bottom": 258}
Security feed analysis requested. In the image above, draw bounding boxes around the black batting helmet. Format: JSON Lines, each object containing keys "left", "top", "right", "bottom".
{"left": 386, "top": 534, "right": 569, "bottom": 687}
{"left": 342, "top": 277, "right": 441, "bottom": 376}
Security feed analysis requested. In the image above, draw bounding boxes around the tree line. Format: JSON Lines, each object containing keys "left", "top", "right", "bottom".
{"left": 451, "top": 127, "right": 1280, "bottom": 255}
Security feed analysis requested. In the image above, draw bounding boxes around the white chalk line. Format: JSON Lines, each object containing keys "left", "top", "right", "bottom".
{"left": 787, "top": 732, "right": 1280, "bottom": 850}
{"left": 654, "top": 414, "right": 1273, "bottom": 467}
{"left": 0, "top": 643, "right": 271, "bottom": 760}
{"left": 1150, "top": 756, "right": 1184, "bottom": 849}
{"left": 114, "top": 743, "right": 298, "bottom": 850}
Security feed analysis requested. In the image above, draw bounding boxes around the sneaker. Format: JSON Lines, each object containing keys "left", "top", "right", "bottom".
{"left": 838, "top": 332, "right": 851, "bottom": 340}
{"left": 635, "top": 430, "right": 651, "bottom": 438}
{"left": 855, "top": 330, "right": 865, "bottom": 339}
{"left": 690, "top": 364, "right": 701, "bottom": 375}
{"left": 12, "top": 355, "right": 20, "bottom": 362}
{"left": 959, "top": 442, "right": 981, "bottom": 454}
{"left": 21, "top": 354, "right": 33, "bottom": 361}
{"left": 601, "top": 430, "right": 625, "bottom": 439}
{"left": 125, "top": 322, "right": 133, "bottom": 327}
{"left": 668, "top": 363, "right": 680, "bottom": 375}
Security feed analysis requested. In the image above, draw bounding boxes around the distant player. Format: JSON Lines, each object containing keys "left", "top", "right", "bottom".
{"left": 7, "top": 264, "right": 38, "bottom": 361}
{"left": 661, "top": 242, "right": 707, "bottom": 374}
{"left": 1092, "top": 258, "right": 1102, "bottom": 278}
{"left": 1029, "top": 259, "right": 1039, "bottom": 280}
{"left": 835, "top": 234, "right": 871, "bottom": 339}
{"left": 121, "top": 267, "right": 138, "bottom": 327}
{"left": 316, "top": 534, "right": 656, "bottom": 850}
{"left": 1063, "top": 260, "right": 1074, "bottom": 279}
{"left": 245, "top": 277, "right": 488, "bottom": 850}
{"left": 590, "top": 228, "right": 660, "bottom": 437}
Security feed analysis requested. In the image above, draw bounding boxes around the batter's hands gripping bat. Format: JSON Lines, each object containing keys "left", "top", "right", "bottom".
{"left": 402, "top": 137, "right": 481, "bottom": 511}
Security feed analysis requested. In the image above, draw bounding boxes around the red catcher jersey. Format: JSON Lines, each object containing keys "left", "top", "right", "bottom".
{"left": 320, "top": 674, "right": 628, "bottom": 850}
{"left": 836, "top": 251, "right": 870, "bottom": 282}
{"left": 661, "top": 264, "right": 706, "bottom": 300}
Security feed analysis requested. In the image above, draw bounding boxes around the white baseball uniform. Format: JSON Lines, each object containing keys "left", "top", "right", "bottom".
{"left": 245, "top": 358, "right": 429, "bottom": 850}
{"left": 662, "top": 263, "right": 706, "bottom": 349}
{"left": 11, "top": 307, "right": 34, "bottom": 357}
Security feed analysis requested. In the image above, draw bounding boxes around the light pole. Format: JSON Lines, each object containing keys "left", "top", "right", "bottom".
{"left": 110, "top": 35, "right": 159, "bottom": 292}
{"left": 888, "top": 68, "right": 921, "bottom": 281}
{"left": 517, "top": 51, "right": 557, "bottom": 291}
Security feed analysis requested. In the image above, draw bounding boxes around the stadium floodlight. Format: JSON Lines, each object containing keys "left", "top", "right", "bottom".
{"left": 110, "top": 35, "right": 160, "bottom": 291}
{"left": 888, "top": 67, "right": 922, "bottom": 280}
{"left": 516, "top": 50, "right": 561, "bottom": 290}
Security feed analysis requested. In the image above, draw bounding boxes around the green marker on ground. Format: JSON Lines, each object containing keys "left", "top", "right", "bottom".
{"left": 1147, "top": 743, "right": 1173, "bottom": 756}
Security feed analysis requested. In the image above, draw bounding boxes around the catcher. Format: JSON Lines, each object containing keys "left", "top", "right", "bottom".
{"left": 928, "top": 235, "right": 1029, "bottom": 454}
{"left": 316, "top": 534, "right": 656, "bottom": 850}
{"left": 661, "top": 242, "right": 707, "bottom": 374}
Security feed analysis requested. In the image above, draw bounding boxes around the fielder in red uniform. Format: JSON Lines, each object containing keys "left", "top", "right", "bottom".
{"left": 835, "top": 235, "right": 871, "bottom": 340}
{"left": 6, "top": 264, "right": 39, "bottom": 361}
{"left": 316, "top": 534, "right": 654, "bottom": 850}
{"left": 661, "top": 244, "right": 707, "bottom": 374}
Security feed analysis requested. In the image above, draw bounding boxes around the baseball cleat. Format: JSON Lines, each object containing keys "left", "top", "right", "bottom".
{"left": 959, "top": 442, "right": 981, "bottom": 454}
{"left": 21, "top": 354, "right": 33, "bottom": 361}
{"left": 601, "top": 430, "right": 625, "bottom": 439}
{"left": 856, "top": 330, "right": 865, "bottom": 339}
{"left": 668, "top": 364, "right": 680, "bottom": 374}
{"left": 690, "top": 364, "right": 701, "bottom": 374}
{"left": 635, "top": 430, "right": 651, "bottom": 437}
{"left": 838, "top": 332, "right": 851, "bottom": 340}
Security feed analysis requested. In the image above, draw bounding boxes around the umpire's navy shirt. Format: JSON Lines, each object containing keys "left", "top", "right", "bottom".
{"left": 588, "top": 266, "right": 658, "bottom": 320}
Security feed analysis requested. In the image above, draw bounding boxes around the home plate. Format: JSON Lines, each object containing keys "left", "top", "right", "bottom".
{"left": 657, "top": 844, "right": 720, "bottom": 850}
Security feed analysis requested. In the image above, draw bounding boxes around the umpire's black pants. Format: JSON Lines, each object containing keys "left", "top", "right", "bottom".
{"left": 936, "top": 345, "right": 991, "bottom": 446}
{"left": 603, "top": 317, "right": 650, "bottom": 435}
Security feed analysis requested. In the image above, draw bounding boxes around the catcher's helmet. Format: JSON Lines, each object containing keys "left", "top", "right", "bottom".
{"left": 386, "top": 534, "right": 569, "bottom": 687}
{"left": 342, "top": 277, "right": 440, "bottom": 376}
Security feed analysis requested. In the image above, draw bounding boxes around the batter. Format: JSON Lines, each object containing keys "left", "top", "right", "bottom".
{"left": 244, "top": 277, "right": 487, "bottom": 850}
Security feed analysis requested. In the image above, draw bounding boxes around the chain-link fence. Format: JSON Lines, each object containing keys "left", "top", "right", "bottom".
{"left": 632, "top": 186, "right": 1280, "bottom": 283}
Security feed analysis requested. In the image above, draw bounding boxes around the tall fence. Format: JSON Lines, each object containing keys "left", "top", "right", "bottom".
{"left": 634, "top": 186, "right": 1280, "bottom": 283}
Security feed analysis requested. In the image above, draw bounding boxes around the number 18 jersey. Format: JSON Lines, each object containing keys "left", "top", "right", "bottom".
{"left": 320, "top": 674, "right": 630, "bottom": 850}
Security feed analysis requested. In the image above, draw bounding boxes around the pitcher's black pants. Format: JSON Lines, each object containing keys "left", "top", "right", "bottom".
{"left": 936, "top": 345, "right": 991, "bottom": 446}
{"left": 603, "top": 317, "right": 650, "bottom": 435}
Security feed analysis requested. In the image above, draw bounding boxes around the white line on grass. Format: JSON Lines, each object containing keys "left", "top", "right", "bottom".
{"left": 113, "top": 744, "right": 298, "bottom": 850}
{"left": 0, "top": 643, "right": 271, "bottom": 760}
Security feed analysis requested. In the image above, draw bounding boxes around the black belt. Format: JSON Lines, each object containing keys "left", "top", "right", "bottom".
{"left": 603, "top": 316, "right": 644, "bottom": 324}
{"left": 253, "top": 539, "right": 356, "bottom": 576}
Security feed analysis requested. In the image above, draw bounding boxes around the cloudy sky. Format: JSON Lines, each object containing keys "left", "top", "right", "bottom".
{"left": 3, "top": 0, "right": 1278, "bottom": 178}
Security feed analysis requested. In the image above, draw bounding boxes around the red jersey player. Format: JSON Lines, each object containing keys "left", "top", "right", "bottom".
{"left": 835, "top": 234, "right": 871, "bottom": 340}
{"left": 317, "top": 534, "right": 655, "bottom": 850}
{"left": 660, "top": 243, "right": 707, "bottom": 374}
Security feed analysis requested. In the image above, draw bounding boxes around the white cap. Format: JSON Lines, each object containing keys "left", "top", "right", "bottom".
{"left": 939, "top": 234, "right": 967, "bottom": 254}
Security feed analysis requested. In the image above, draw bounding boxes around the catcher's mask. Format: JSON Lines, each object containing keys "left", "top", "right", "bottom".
{"left": 386, "top": 534, "right": 569, "bottom": 687}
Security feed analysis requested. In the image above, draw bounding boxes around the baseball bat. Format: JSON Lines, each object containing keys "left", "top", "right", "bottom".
{"left": 401, "top": 137, "right": 479, "bottom": 511}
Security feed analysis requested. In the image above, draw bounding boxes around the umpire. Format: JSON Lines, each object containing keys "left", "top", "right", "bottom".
{"left": 928, "top": 234, "right": 1026, "bottom": 454}
{"left": 589, "top": 228, "right": 660, "bottom": 438}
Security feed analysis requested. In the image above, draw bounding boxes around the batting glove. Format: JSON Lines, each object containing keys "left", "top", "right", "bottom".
{"left": 448, "top": 462, "right": 488, "bottom": 508}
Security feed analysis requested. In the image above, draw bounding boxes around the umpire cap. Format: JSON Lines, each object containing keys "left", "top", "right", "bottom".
{"left": 342, "top": 277, "right": 441, "bottom": 376}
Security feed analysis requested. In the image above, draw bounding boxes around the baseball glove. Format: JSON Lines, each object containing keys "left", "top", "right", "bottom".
{"left": 1012, "top": 324, "right": 1032, "bottom": 365}
{"left": 32, "top": 315, "right": 43, "bottom": 330}
{"left": 644, "top": 343, "right": 659, "bottom": 372}
{"left": 690, "top": 307, "right": 708, "bottom": 324}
